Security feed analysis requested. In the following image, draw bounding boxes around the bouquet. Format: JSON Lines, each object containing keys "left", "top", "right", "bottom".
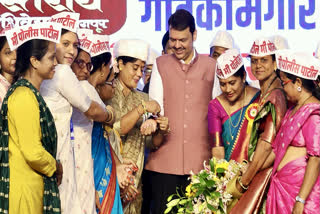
{"left": 165, "top": 158, "right": 247, "bottom": 214}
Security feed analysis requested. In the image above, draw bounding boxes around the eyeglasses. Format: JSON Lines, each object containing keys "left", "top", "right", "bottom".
{"left": 74, "top": 59, "right": 93, "bottom": 72}
{"left": 105, "top": 79, "right": 116, "bottom": 87}
{"left": 280, "top": 79, "right": 292, "bottom": 87}
{"left": 144, "top": 68, "right": 152, "bottom": 73}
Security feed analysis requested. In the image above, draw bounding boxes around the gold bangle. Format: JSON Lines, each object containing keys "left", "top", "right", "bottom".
{"left": 105, "top": 107, "right": 114, "bottom": 123}
{"left": 141, "top": 100, "right": 147, "bottom": 114}
{"left": 238, "top": 176, "right": 248, "bottom": 190}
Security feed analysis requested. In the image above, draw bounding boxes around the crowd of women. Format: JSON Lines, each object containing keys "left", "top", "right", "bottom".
{"left": 0, "top": 9, "right": 319, "bottom": 214}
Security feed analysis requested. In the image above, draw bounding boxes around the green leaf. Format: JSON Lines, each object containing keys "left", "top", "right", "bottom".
{"left": 179, "top": 199, "right": 188, "bottom": 205}
{"left": 164, "top": 206, "right": 172, "bottom": 214}
{"left": 207, "top": 203, "right": 215, "bottom": 211}
{"left": 195, "top": 187, "right": 205, "bottom": 196}
{"left": 166, "top": 198, "right": 180, "bottom": 207}
{"left": 199, "top": 177, "right": 206, "bottom": 186}
{"left": 167, "top": 194, "right": 174, "bottom": 202}
{"left": 192, "top": 183, "right": 200, "bottom": 189}
{"left": 200, "top": 172, "right": 209, "bottom": 179}
{"left": 211, "top": 191, "right": 221, "bottom": 198}
{"left": 210, "top": 159, "right": 215, "bottom": 172}
{"left": 178, "top": 208, "right": 184, "bottom": 212}
{"left": 219, "top": 198, "right": 224, "bottom": 208}
{"left": 205, "top": 179, "right": 215, "bottom": 187}
{"left": 216, "top": 168, "right": 225, "bottom": 173}
{"left": 186, "top": 208, "right": 193, "bottom": 213}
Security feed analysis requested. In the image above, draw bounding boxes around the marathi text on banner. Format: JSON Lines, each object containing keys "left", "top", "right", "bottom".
{"left": 139, "top": 0, "right": 316, "bottom": 31}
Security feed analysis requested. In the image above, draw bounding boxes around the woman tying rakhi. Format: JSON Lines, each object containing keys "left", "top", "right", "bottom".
{"left": 0, "top": 22, "right": 62, "bottom": 214}
{"left": 227, "top": 38, "right": 287, "bottom": 213}
{"left": 208, "top": 48, "right": 259, "bottom": 162}
{"left": 108, "top": 39, "right": 168, "bottom": 214}
{"left": 267, "top": 50, "right": 320, "bottom": 214}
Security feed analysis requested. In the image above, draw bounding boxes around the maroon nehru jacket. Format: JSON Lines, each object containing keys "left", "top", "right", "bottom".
{"left": 145, "top": 53, "right": 216, "bottom": 175}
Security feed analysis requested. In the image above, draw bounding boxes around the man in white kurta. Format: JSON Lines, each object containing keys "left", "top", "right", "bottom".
{"left": 40, "top": 64, "right": 92, "bottom": 214}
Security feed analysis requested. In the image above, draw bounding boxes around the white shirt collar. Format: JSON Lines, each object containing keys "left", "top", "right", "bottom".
{"left": 180, "top": 49, "right": 196, "bottom": 64}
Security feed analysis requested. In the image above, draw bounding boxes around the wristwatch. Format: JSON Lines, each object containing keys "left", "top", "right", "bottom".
{"left": 295, "top": 196, "right": 305, "bottom": 204}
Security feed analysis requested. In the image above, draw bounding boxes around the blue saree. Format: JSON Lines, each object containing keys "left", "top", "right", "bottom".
{"left": 92, "top": 122, "right": 123, "bottom": 214}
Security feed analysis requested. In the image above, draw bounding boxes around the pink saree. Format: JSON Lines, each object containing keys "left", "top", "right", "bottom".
{"left": 266, "top": 103, "right": 320, "bottom": 214}
{"left": 208, "top": 92, "right": 260, "bottom": 162}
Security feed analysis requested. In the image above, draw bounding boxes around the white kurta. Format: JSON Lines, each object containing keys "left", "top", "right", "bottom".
{"left": 40, "top": 64, "right": 91, "bottom": 214}
{"left": 72, "top": 80, "right": 105, "bottom": 214}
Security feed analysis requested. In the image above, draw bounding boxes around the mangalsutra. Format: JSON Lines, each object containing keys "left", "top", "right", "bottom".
{"left": 227, "top": 86, "right": 246, "bottom": 140}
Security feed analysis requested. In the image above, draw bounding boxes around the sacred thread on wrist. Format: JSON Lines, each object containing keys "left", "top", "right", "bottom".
{"left": 141, "top": 100, "right": 147, "bottom": 114}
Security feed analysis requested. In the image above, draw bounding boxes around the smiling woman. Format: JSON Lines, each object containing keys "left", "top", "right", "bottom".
{"left": 71, "top": 49, "right": 92, "bottom": 81}
{"left": 107, "top": 39, "right": 168, "bottom": 214}
{"left": 0, "top": 24, "right": 62, "bottom": 214}
{"left": 0, "top": 36, "right": 16, "bottom": 106}
{"left": 208, "top": 49, "right": 260, "bottom": 163}
{"left": 266, "top": 50, "right": 320, "bottom": 214}
{"left": 39, "top": 12, "right": 115, "bottom": 214}
{"left": 226, "top": 38, "right": 287, "bottom": 213}
{"left": 56, "top": 29, "right": 79, "bottom": 65}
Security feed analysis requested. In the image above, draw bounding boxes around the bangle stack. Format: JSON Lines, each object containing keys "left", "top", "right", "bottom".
{"left": 105, "top": 107, "right": 114, "bottom": 123}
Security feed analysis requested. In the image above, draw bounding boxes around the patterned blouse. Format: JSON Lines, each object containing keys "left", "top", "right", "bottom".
{"left": 107, "top": 79, "right": 150, "bottom": 214}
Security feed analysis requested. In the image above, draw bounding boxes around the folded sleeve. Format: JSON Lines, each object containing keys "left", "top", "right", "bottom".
{"left": 56, "top": 64, "right": 92, "bottom": 112}
{"left": 302, "top": 114, "right": 320, "bottom": 157}
{"left": 208, "top": 99, "right": 223, "bottom": 147}
{"left": 149, "top": 61, "right": 164, "bottom": 115}
{"left": 8, "top": 87, "right": 57, "bottom": 177}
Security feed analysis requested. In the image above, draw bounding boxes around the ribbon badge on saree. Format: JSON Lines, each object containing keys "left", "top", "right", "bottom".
{"left": 245, "top": 103, "right": 259, "bottom": 134}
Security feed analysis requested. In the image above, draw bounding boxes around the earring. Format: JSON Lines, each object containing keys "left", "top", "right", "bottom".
{"left": 297, "top": 87, "right": 302, "bottom": 92}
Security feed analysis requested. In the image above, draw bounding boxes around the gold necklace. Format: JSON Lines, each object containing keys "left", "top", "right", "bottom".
{"left": 227, "top": 86, "right": 247, "bottom": 140}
